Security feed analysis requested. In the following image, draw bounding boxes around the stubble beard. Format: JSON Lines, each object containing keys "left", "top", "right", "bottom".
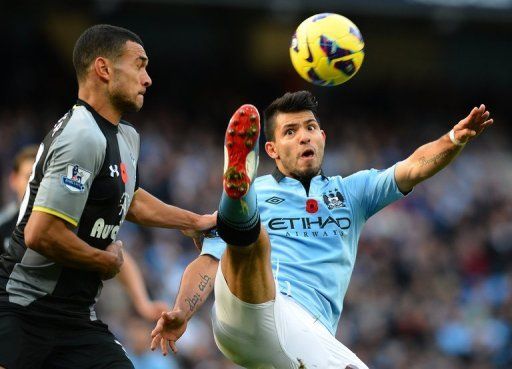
{"left": 285, "top": 157, "right": 323, "bottom": 182}
{"left": 290, "top": 166, "right": 321, "bottom": 182}
{"left": 110, "top": 89, "right": 141, "bottom": 115}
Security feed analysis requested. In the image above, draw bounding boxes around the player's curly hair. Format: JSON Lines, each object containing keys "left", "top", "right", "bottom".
{"left": 73, "top": 24, "right": 143, "bottom": 82}
{"left": 263, "top": 90, "right": 319, "bottom": 141}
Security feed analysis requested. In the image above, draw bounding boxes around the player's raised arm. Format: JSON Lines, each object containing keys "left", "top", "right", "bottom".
{"left": 150, "top": 254, "right": 218, "bottom": 355}
{"left": 126, "top": 188, "right": 216, "bottom": 232}
{"left": 394, "top": 104, "right": 493, "bottom": 192}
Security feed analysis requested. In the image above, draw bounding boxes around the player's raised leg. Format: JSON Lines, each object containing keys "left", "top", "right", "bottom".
{"left": 216, "top": 104, "right": 275, "bottom": 304}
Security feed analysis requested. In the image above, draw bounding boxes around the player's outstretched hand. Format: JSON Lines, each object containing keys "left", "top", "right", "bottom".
{"left": 150, "top": 309, "right": 188, "bottom": 356}
{"left": 452, "top": 104, "right": 494, "bottom": 144}
{"left": 182, "top": 211, "right": 217, "bottom": 251}
{"left": 100, "top": 240, "right": 124, "bottom": 280}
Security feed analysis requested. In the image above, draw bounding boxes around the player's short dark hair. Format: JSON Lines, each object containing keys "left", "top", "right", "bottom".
{"left": 13, "top": 145, "right": 38, "bottom": 173}
{"left": 73, "top": 24, "right": 144, "bottom": 81}
{"left": 263, "top": 90, "right": 319, "bottom": 141}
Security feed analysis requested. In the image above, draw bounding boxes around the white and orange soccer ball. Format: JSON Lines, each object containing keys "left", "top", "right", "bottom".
{"left": 290, "top": 13, "right": 365, "bottom": 86}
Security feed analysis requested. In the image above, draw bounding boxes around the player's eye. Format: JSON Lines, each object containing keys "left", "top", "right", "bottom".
{"left": 285, "top": 129, "right": 295, "bottom": 136}
{"left": 307, "top": 125, "right": 316, "bottom": 131}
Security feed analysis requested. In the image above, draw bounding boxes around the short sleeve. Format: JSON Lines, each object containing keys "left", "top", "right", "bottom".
{"left": 200, "top": 231, "right": 226, "bottom": 260}
{"left": 344, "top": 164, "right": 407, "bottom": 220}
{"left": 33, "top": 124, "right": 105, "bottom": 226}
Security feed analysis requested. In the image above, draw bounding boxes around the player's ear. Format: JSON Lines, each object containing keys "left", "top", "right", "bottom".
{"left": 265, "top": 141, "right": 279, "bottom": 159}
{"left": 93, "top": 57, "right": 111, "bottom": 82}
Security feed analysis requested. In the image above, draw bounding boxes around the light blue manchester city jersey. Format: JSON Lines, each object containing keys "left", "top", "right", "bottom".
{"left": 202, "top": 165, "right": 406, "bottom": 335}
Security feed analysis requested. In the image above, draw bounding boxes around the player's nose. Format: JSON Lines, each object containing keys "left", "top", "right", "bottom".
{"left": 298, "top": 128, "right": 311, "bottom": 144}
{"left": 142, "top": 71, "right": 152, "bottom": 87}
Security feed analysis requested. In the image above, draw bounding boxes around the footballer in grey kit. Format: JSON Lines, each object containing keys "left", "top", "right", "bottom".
{"left": 0, "top": 25, "right": 215, "bottom": 369}
{"left": 2, "top": 100, "right": 139, "bottom": 314}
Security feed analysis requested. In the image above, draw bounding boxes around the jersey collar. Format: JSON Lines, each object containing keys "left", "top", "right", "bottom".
{"left": 76, "top": 99, "right": 119, "bottom": 133}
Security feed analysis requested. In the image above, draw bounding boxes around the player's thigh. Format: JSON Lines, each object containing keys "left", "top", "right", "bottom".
{"left": 0, "top": 312, "right": 52, "bottom": 369}
{"left": 278, "top": 296, "right": 369, "bottom": 369}
{"left": 43, "top": 329, "right": 134, "bottom": 369}
{"left": 212, "top": 273, "right": 300, "bottom": 368}
{"left": 222, "top": 226, "right": 275, "bottom": 303}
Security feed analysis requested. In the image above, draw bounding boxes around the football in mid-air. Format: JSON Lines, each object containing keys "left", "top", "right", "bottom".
{"left": 290, "top": 13, "right": 365, "bottom": 86}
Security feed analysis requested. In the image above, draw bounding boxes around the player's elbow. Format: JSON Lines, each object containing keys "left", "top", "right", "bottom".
{"left": 24, "top": 224, "right": 44, "bottom": 252}
{"left": 24, "top": 227, "right": 44, "bottom": 252}
{"left": 25, "top": 216, "right": 54, "bottom": 253}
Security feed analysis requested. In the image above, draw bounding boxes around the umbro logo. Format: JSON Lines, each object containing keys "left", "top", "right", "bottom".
{"left": 266, "top": 196, "right": 285, "bottom": 205}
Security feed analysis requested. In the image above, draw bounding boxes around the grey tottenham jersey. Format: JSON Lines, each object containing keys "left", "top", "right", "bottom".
{"left": 0, "top": 100, "right": 140, "bottom": 320}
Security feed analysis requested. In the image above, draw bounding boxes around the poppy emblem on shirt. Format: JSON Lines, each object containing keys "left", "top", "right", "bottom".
{"left": 306, "top": 199, "right": 319, "bottom": 213}
{"left": 120, "top": 162, "right": 128, "bottom": 184}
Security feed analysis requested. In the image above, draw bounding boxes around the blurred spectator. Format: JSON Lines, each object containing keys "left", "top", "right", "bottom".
{"left": 0, "top": 145, "right": 38, "bottom": 252}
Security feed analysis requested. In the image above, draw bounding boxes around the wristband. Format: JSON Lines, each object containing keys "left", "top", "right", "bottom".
{"left": 449, "top": 129, "right": 465, "bottom": 146}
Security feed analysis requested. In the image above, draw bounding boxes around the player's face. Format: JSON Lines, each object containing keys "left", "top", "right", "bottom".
{"left": 265, "top": 110, "right": 326, "bottom": 180}
{"left": 109, "top": 41, "right": 152, "bottom": 114}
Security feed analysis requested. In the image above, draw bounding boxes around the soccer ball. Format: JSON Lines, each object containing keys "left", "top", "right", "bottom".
{"left": 290, "top": 13, "right": 365, "bottom": 86}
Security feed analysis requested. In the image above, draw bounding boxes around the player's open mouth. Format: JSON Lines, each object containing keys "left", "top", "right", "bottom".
{"left": 301, "top": 149, "right": 315, "bottom": 158}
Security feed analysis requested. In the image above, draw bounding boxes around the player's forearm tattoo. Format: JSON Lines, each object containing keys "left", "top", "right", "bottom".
{"left": 185, "top": 293, "right": 201, "bottom": 312}
{"left": 184, "top": 273, "right": 213, "bottom": 312}
{"left": 198, "top": 273, "right": 212, "bottom": 292}
{"left": 418, "top": 149, "right": 453, "bottom": 167}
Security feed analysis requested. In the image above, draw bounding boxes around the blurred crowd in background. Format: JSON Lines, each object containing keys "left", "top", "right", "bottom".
{"left": 1, "top": 100, "right": 510, "bottom": 369}
{"left": 1, "top": 1, "right": 511, "bottom": 368}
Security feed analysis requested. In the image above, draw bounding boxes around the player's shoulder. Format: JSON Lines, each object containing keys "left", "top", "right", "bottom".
{"left": 339, "top": 169, "right": 374, "bottom": 182}
{"left": 62, "top": 105, "right": 107, "bottom": 147}
{"left": 119, "top": 119, "right": 138, "bottom": 132}
{"left": 119, "top": 119, "right": 140, "bottom": 138}
{"left": 254, "top": 174, "right": 275, "bottom": 187}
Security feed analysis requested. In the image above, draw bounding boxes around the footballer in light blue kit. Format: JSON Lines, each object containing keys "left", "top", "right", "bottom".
{"left": 152, "top": 91, "right": 493, "bottom": 369}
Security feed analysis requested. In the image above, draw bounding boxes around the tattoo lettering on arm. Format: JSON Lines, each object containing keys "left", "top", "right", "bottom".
{"left": 184, "top": 273, "right": 213, "bottom": 312}
{"left": 418, "top": 149, "right": 453, "bottom": 167}
{"left": 198, "top": 273, "right": 212, "bottom": 292}
{"left": 185, "top": 293, "right": 201, "bottom": 312}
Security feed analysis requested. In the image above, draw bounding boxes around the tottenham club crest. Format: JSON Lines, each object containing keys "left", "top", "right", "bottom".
{"left": 61, "top": 164, "right": 91, "bottom": 193}
{"left": 323, "top": 189, "right": 345, "bottom": 210}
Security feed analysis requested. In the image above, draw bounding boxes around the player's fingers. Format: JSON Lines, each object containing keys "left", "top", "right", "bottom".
{"left": 481, "top": 119, "right": 494, "bottom": 128}
{"left": 169, "top": 340, "right": 178, "bottom": 354}
{"left": 150, "top": 334, "right": 161, "bottom": 351}
{"left": 473, "top": 105, "right": 485, "bottom": 121}
{"left": 160, "top": 335, "right": 168, "bottom": 356}
{"left": 151, "top": 319, "right": 163, "bottom": 337}
{"left": 193, "top": 237, "right": 203, "bottom": 251}
{"left": 459, "top": 128, "right": 477, "bottom": 139}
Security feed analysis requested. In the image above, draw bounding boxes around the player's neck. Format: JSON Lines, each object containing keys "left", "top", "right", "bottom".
{"left": 78, "top": 88, "right": 121, "bottom": 125}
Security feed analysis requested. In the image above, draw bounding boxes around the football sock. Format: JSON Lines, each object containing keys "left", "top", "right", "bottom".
{"left": 217, "top": 184, "right": 260, "bottom": 247}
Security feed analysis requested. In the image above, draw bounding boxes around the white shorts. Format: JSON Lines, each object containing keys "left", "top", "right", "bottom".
{"left": 211, "top": 263, "right": 369, "bottom": 369}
